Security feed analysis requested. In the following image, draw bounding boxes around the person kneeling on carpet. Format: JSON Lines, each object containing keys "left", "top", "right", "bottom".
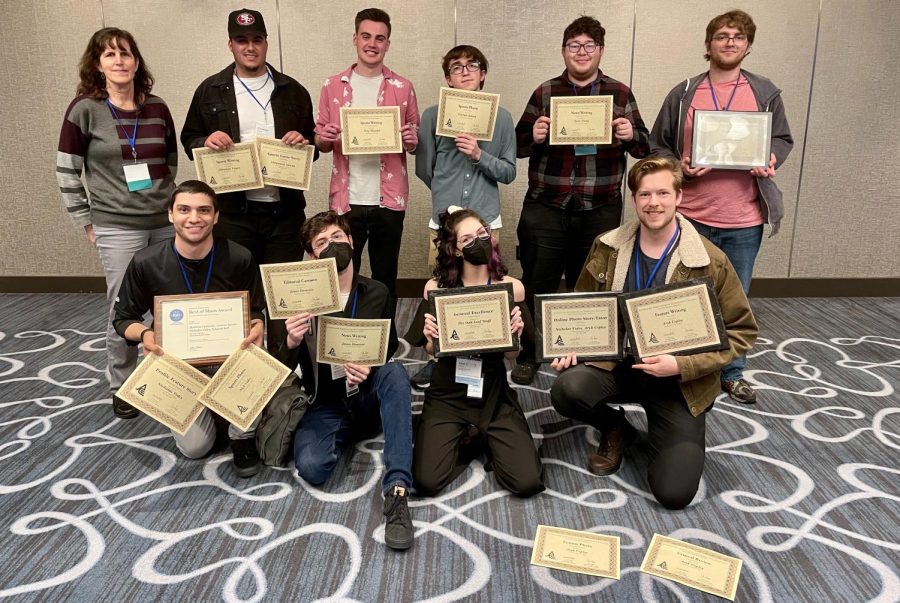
{"left": 549, "top": 157, "right": 757, "bottom": 509}
{"left": 405, "top": 207, "right": 545, "bottom": 497}
{"left": 275, "top": 211, "right": 415, "bottom": 551}
{"left": 113, "top": 180, "right": 268, "bottom": 477}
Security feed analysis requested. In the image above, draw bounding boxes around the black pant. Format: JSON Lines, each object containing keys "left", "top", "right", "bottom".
{"left": 517, "top": 200, "right": 621, "bottom": 363}
{"left": 213, "top": 204, "right": 305, "bottom": 355}
{"left": 550, "top": 363, "right": 706, "bottom": 510}
{"left": 347, "top": 205, "right": 405, "bottom": 310}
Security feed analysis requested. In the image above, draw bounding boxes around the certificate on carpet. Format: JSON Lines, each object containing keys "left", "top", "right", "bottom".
{"left": 640, "top": 534, "right": 742, "bottom": 600}
{"left": 116, "top": 351, "right": 208, "bottom": 436}
{"left": 530, "top": 525, "right": 620, "bottom": 579}
{"left": 435, "top": 87, "right": 500, "bottom": 140}
{"left": 197, "top": 344, "right": 291, "bottom": 432}
{"left": 259, "top": 258, "right": 342, "bottom": 319}
{"left": 256, "top": 137, "right": 314, "bottom": 190}
{"left": 192, "top": 142, "right": 264, "bottom": 193}
{"left": 315, "top": 317, "right": 391, "bottom": 366}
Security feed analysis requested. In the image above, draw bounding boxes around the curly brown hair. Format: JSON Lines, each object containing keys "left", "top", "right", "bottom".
{"left": 77, "top": 28, "right": 154, "bottom": 102}
{"left": 433, "top": 208, "right": 508, "bottom": 288}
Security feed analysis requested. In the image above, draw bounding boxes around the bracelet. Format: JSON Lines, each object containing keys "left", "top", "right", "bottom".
{"left": 140, "top": 328, "right": 153, "bottom": 344}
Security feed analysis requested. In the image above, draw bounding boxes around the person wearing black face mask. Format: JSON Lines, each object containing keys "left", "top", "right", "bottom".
{"left": 403, "top": 207, "right": 544, "bottom": 497}
{"left": 275, "top": 211, "right": 415, "bottom": 551}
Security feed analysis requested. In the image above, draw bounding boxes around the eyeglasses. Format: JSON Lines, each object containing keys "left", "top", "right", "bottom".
{"left": 311, "top": 230, "right": 349, "bottom": 254}
{"left": 711, "top": 34, "right": 748, "bottom": 43}
{"left": 448, "top": 61, "right": 482, "bottom": 75}
{"left": 563, "top": 42, "right": 600, "bottom": 54}
{"left": 456, "top": 226, "right": 491, "bottom": 249}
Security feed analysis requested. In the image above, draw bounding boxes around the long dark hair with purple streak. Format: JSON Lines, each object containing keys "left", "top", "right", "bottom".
{"left": 433, "top": 208, "right": 508, "bottom": 288}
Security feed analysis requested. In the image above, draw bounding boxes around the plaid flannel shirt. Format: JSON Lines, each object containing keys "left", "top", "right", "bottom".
{"left": 515, "top": 70, "right": 650, "bottom": 210}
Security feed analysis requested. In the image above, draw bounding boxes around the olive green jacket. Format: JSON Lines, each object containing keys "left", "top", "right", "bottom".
{"left": 575, "top": 213, "right": 758, "bottom": 416}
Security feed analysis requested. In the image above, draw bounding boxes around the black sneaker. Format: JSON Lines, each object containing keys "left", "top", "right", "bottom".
{"left": 511, "top": 360, "right": 538, "bottom": 385}
{"left": 410, "top": 360, "right": 435, "bottom": 389}
{"left": 230, "top": 438, "right": 261, "bottom": 478}
{"left": 112, "top": 395, "right": 139, "bottom": 420}
{"left": 383, "top": 485, "right": 414, "bottom": 550}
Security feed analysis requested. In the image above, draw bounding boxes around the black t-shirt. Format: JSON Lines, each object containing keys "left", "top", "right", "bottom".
{"left": 624, "top": 237, "right": 680, "bottom": 293}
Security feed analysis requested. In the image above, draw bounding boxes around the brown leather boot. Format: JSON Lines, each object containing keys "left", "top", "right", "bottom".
{"left": 588, "top": 408, "right": 637, "bottom": 476}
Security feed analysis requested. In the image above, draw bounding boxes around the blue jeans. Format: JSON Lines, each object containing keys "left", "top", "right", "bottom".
{"left": 293, "top": 361, "right": 412, "bottom": 494}
{"left": 688, "top": 220, "right": 763, "bottom": 382}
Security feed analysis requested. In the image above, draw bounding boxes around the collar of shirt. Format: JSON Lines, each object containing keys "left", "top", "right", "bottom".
{"left": 339, "top": 63, "right": 397, "bottom": 84}
{"left": 560, "top": 69, "right": 607, "bottom": 89}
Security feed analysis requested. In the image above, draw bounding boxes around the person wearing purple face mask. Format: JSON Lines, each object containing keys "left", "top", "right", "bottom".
{"left": 404, "top": 207, "right": 544, "bottom": 497}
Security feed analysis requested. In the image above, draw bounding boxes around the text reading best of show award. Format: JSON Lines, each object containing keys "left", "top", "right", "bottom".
{"left": 154, "top": 291, "right": 250, "bottom": 366}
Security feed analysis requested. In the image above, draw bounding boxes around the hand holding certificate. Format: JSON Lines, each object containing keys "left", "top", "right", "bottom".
{"left": 256, "top": 136, "right": 314, "bottom": 190}
{"left": 535, "top": 292, "right": 622, "bottom": 361}
{"left": 692, "top": 110, "right": 772, "bottom": 170}
{"left": 340, "top": 107, "right": 403, "bottom": 155}
{"left": 435, "top": 87, "right": 500, "bottom": 141}
{"left": 530, "top": 525, "right": 620, "bottom": 579}
{"left": 315, "top": 316, "right": 391, "bottom": 366}
{"left": 259, "top": 258, "right": 342, "bottom": 319}
{"left": 197, "top": 344, "right": 292, "bottom": 432}
{"left": 550, "top": 95, "right": 614, "bottom": 145}
{"left": 116, "top": 351, "right": 209, "bottom": 435}
{"left": 428, "top": 283, "right": 517, "bottom": 357}
{"left": 193, "top": 142, "right": 264, "bottom": 193}
{"left": 640, "top": 534, "right": 743, "bottom": 600}
{"left": 154, "top": 292, "right": 250, "bottom": 366}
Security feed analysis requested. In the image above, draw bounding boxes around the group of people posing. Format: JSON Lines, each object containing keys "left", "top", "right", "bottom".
{"left": 56, "top": 6, "right": 790, "bottom": 551}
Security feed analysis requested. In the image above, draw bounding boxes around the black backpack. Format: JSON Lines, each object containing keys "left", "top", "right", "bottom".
{"left": 255, "top": 374, "right": 309, "bottom": 467}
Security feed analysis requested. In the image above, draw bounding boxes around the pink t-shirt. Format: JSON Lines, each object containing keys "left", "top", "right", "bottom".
{"left": 680, "top": 75, "right": 764, "bottom": 228}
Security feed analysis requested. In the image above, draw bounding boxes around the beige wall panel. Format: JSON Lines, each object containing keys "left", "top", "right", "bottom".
{"left": 0, "top": 1, "right": 103, "bottom": 275}
{"left": 457, "top": 1, "right": 636, "bottom": 277}
{"left": 631, "top": 0, "right": 819, "bottom": 278}
{"left": 791, "top": 0, "right": 900, "bottom": 277}
{"left": 281, "top": 2, "right": 455, "bottom": 280}
{"left": 101, "top": 0, "right": 280, "bottom": 185}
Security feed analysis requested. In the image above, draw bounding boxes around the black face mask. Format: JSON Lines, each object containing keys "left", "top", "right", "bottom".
{"left": 319, "top": 241, "right": 353, "bottom": 271}
{"left": 461, "top": 237, "right": 492, "bottom": 266}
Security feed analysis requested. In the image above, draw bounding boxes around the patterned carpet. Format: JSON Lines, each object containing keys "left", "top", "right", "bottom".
{"left": 0, "top": 293, "right": 898, "bottom": 602}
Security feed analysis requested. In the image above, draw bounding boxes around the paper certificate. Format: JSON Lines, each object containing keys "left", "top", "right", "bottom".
{"left": 315, "top": 317, "right": 391, "bottom": 366}
{"left": 256, "top": 136, "right": 314, "bottom": 190}
{"left": 429, "top": 283, "right": 516, "bottom": 357}
{"left": 197, "top": 344, "right": 292, "bottom": 432}
{"left": 340, "top": 106, "right": 403, "bottom": 155}
{"left": 154, "top": 291, "right": 250, "bottom": 366}
{"left": 535, "top": 292, "right": 621, "bottom": 361}
{"left": 640, "top": 534, "right": 742, "bottom": 600}
{"left": 549, "top": 95, "right": 614, "bottom": 145}
{"left": 259, "top": 258, "right": 341, "bottom": 320}
{"left": 435, "top": 87, "right": 500, "bottom": 141}
{"left": 530, "top": 525, "right": 620, "bottom": 579}
{"left": 116, "top": 351, "right": 208, "bottom": 436}
{"left": 619, "top": 278, "right": 728, "bottom": 358}
{"left": 692, "top": 110, "right": 772, "bottom": 170}
{"left": 192, "top": 142, "right": 264, "bottom": 193}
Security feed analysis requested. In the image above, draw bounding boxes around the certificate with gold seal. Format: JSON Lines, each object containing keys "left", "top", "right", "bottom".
{"left": 256, "top": 136, "right": 315, "bottom": 190}
{"left": 197, "top": 344, "right": 292, "bottom": 432}
{"left": 259, "top": 258, "right": 342, "bottom": 320}
{"left": 115, "top": 351, "right": 209, "bottom": 436}
{"left": 192, "top": 142, "right": 264, "bottom": 193}
{"left": 315, "top": 317, "right": 391, "bottom": 366}
{"left": 619, "top": 278, "right": 728, "bottom": 358}
{"left": 154, "top": 291, "right": 250, "bottom": 366}
{"left": 535, "top": 292, "right": 622, "bottom": 361}
{"left": 530, "top": 525, "right": 620, "bottom": 579}
{"left": 428, "top": 283, "right": 516, "bottom": 357}
{"left": 549, "top": 95, "right": 614, "bottom": 145}
{"left": 435, "top": 87, "right": 500, "bottom": 141}
{"left": 640, "top": 534, "right": 742, "bottom": 600}
{"left": 340, "top": 106, "right": 403, "bottom": 155}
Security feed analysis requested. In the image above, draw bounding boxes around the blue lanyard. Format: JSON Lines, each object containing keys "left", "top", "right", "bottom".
{"left": 633, "top": 224, "right": 680, "bottom": 290}
{"left": 349, "top": 289, "right": 359, "bottom": 318}
{"left": 236, "top": 69, "right": 273, "bottom": 114}
{"left": 106, "top": 99, "right": 139, "bottom": 161}
{"left": 707, "top": 73, "right": 741, "bottom": 111}
{"left": 173, "top": 242, "right": 215, "bottom": 294}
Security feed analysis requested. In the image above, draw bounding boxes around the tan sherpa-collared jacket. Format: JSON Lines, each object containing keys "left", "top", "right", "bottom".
{"left": 575, "top": 213, "right": 758, "bottom": 416}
